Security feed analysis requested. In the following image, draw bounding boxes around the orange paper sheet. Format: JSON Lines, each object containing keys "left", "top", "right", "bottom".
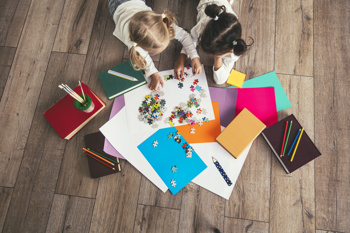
{"left": 175, "top": 102, "right": 221, "bottom": 143}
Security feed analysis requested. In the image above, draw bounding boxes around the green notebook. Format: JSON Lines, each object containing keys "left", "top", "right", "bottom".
{"left": 98, "top": 60, "right": 147, "bottom": 99}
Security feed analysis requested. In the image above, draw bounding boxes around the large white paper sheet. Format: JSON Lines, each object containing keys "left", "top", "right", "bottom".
{"left": 99, "top": 107, "right": 168, "bottom": 192}
{"left": 191, "top": 141, "right": 252, "bottom": 200}
{"left": 124, "top": 66, "right": 215, "bottom": 134}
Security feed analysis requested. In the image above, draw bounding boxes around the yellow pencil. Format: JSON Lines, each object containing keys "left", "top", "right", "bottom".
{"left": 290, "top": 128, "right": 304, "bottom": 162}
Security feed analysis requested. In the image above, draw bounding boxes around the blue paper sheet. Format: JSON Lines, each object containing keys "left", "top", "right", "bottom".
{"left": 138, "top": 127, "right": 207, "bottom": 195}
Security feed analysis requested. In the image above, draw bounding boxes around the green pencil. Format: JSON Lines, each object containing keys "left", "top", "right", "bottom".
{"left": 86, "top": 148, "right": 120, "bottom": 164}
{"left": 282, "top": 121, "right": 292, "bottom": 156}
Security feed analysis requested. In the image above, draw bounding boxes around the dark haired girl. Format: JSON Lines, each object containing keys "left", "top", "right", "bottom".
{"left": 176, "top": 0, "right": 251, "bottom": 84}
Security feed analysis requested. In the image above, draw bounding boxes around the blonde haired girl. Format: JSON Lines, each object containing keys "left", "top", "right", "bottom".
{"left": 109, "top": 0, "right": 201, "bottom": 91}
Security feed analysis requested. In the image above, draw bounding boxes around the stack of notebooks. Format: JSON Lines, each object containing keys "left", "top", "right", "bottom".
{"left": 98, "top": 60, "right": 147, "bottom": 100}
{"left": 44, "top": 82, "right": 105, "bottom": 140}
{"left": 262, "top": 114, "right": 321, "bottom": 173}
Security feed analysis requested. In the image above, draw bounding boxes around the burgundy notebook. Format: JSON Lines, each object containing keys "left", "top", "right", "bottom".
{"left": 44, "top": 82, "right": 105, "bottom": 140}
{"left": 261, "top": 114, "right": 321, "bottom": 173}
{"left": 84, "top": 132, "right": 121, "bottom": 178}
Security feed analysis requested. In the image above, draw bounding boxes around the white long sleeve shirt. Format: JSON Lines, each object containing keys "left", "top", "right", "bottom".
{"left": 112, "top": 0, "right": 199, "bottom": 78}
{"left": 181, "top": 0, "right": 240, "bottom": 84}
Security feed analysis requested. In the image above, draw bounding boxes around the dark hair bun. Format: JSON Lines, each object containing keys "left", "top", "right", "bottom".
{"left": 205, "top": 4, "right": 226, "bottom": 19}
{"left": 233, "top": 39, "right": 247, "bottom": 56}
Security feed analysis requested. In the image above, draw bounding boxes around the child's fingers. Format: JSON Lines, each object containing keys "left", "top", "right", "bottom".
{"left": 175, "top": 70, "right": 183, "bottom": 80}
{"left": 192, "top": 65, "right": 202, "bottom": 76}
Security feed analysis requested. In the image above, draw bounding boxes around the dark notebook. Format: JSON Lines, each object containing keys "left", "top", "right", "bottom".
{"left": 84, "top": 132, "right": 121, "bottom": 178}
{"left": 98, "top": 60, "right": 147, "bottom": 99}
{"left": 261, "top": 114, "right": 321, "bottom": 173}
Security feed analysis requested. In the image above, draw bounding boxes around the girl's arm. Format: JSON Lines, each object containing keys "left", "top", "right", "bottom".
{"left": 213, "top": 54, "right": 240, "bottom": 85}
{"left": 173, "top": 24, "right": 199, "bottom": 60}
{"left": 173, "top": 24, "right": 202, "bottom": 77}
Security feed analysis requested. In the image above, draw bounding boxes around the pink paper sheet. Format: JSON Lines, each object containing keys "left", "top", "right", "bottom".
{"left": 235, "top": 87, "right": 278, "bottom": 127}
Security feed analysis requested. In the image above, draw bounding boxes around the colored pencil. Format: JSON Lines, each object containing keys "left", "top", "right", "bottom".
{"left": 87, "top": 148, "right": 119, "bottom": 164}
{"left": 84, "top": 152, "right": 115, "bottom": 170}
{"left": 290, "top": 128, "right": 304, "bottom": 162}
{"left": 82, "top": 148, "right": 114, "bottom": 166}
{"left": 282, "top": 121, "right": 293, "bottom": 156}
{"left": 108, "top": 70, "right": 138, "bottom": 81}
{"left": 280, "top": 121, "right": 288, "bottom": 157}
{"left": 288, "top": 128, "right": 301, "bottom": 156}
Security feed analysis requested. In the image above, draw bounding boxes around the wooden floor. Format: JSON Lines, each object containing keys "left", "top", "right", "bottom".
{"left": 0, "top": 0, "right": 349, "bottom": 232}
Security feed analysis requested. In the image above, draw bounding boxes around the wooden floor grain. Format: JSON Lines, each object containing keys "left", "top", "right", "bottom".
{"left": 0, "top": 0, "right": 349, "bottom": 232}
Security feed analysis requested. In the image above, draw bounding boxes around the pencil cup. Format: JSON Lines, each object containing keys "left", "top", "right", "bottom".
{"left": 74, "top": 94, "right": 95, "bottom": 113}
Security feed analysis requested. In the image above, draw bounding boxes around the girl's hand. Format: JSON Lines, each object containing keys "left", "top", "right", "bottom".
{"left": 148, "top": 73, "right": 164, "bottom": 91}
{"left": 174, "top": 54, "right": 187, "bottom": 80}
{"left": 191, "top": 57, "right": 202, "bottom": 76}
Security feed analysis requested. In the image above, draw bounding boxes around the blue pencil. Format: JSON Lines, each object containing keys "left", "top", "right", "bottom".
{"left": 287, "top": 129, "right": 301, "bottom": 156}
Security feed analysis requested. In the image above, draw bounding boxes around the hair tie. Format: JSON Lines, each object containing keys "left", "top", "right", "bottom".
{"left": 214, "top": 15, "right": 219, "bottom": 21}
{"left": 161, "top": 13, "right": 166, "bottom": 19}
{"left": 232, "top": 40, "right": 237, "bottom": 46}
{"left": 133, "top": 42, "right": 137, "bottom": 47}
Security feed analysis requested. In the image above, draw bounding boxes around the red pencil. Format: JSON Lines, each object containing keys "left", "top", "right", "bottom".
{"left": 280, "top": 121, "right": 288, "bottom": 157}
{"left": 84, "top": 152, "right": 115, "bottom": 170}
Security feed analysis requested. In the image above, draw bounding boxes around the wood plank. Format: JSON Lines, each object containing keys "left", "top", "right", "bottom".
{"left": 1, "top": 53, "right": 85, "bottom": 233}
{"left": 233, "top": 0, "right": 276, "bottom": 79}
{"left": 316, "top": 230, "right": 339, "bottom": 233}
{"left": 178, "top": 183, "right": 225, "bottom": 233}
{"left": 225, "top": 136, "right": 271, "bottom": 222}
{"left": 269, "top": 74, "right": 315, "bottom": 233}
{"left": 0, "top": 187, "right": 13, "bottom": 233}
{"left": 62, "top": 196, "right": 95, "bottom": 233}
{"left": 275, "top": 0, "right": 313, "bottom": 76}
{"left": 0, "top": 0, "right": 65, "bottom": 187}
{"left": 314, "top": 1, "right": 350, "bottom": 232}
{"left": 0, "top": 46, "right": 16, "bottom": 99}
{"left": 0, "top": 0, "right": 31, "bottom": 47}
{"left": 55, "top": 132, "right": 100, "bottom": 198}
{"left": 81, "top": 0, "right": 126, "bottom": 81}
{"left": 133, "top": 205, "right": 180, "bottom": 233}
{"left": 46, "top": 194, "right": 95, "bottom": 233}
{"left": 224, "top": 217, "right": 269, "bottom": 233}
{"left": 45, "top": 194, "right": 70, "bottom": 233}
{"left": 138, "top": 176, "right": 182, "bottom": 209}
{"left": 89, "top": 160, "right": 142, "bottom": 233}
{"left": 53, "top": 0, "right": 99, "bottom": 54}
{"left": 55, "top": 0, "right": 124, "bottom": 198}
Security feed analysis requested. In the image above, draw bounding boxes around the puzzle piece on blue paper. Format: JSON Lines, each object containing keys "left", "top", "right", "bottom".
{"left": 153, "top": 140, "right": 158, "bottom": 147}
{"left": 171, "top": 179, "right": 177, "bottom": 187}
{"left": 171, "top": 166, "right": 178, "bottom": 173}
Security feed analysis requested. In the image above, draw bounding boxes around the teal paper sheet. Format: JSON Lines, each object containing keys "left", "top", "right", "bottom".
{"left": 138, "top": 127, "right": 207, "bottom": 195}
{"left": 227, "top": 71, "right": 291, "bottom": 112}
